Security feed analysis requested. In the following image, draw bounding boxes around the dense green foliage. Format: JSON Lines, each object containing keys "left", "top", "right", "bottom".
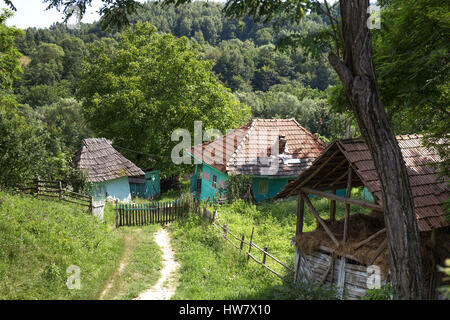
{"left": 0, "top": 191, "right": 122, "bottom": 299}
{"left": 77, "top": 22, "right": 251, "bottom": 177}
{"left": 2, "top": 0, "right": 448, "bottom": 185}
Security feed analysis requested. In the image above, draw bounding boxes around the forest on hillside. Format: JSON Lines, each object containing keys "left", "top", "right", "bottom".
{"left": 1, "top": 0, "right": 448, "bottom": 188}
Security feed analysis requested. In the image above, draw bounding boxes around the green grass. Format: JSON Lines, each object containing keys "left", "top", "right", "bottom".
{"left": 0, "top": 190, "right": 123, "bottom": 299}
{"left": 168, "top": 189, "right": 369, "bottom": 300}
{"left": 100, "top": 223, "right": 162, "bottom": 300}
{"left": 170, "top": 213, "right": 286, "bottom": 299}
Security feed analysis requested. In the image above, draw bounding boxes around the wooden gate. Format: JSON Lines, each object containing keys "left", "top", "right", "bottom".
{"left": 115, "top": 200, "right": 184, "bottom": 227}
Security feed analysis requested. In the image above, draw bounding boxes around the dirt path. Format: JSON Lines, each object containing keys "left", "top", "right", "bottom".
{"left": 98, "top": 233, "right": 136, "bottom": 300}
{"left": 134, "top": 227, "right": 179, "bottom": 300}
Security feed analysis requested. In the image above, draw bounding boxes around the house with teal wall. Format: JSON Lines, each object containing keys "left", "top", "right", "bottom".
{"left": 188, "top": 119, "right": 326, "bottom": 202}
{"left": 73, "top": 138, "right": 146, "bottom": 202}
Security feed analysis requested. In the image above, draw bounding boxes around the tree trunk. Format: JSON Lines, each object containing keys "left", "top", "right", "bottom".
{"left": 329, "top": 0, "right": 425, "bottom": 299}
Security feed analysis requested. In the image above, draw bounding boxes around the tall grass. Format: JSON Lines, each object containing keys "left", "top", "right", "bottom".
{"left": 0, "top": 191, "right": 123, "bottom": 299}
{"left": 169, "top": 192, "right": 367, "bottom": 300}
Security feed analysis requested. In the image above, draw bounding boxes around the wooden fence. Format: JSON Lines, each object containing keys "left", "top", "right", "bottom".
{"left": 115, "top": 200, "right": 184, "bottom": 227}
{"left": 193, "top": 201, "right": 294, "bottom": 280}
{"left": 22, "top": 179, "right": 93, "bottom": 209}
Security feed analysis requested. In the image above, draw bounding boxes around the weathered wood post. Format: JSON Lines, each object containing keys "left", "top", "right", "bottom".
{"left": 211, "top": 209, "right": 216, "bottom": 224}
{"left": 224, "top": 224, "right": 228, "bottom": 239}
{"left": 262, "top": 246, "right": 268, "bottom": 266}
{"left": 58, "top": 181, "right": 63, "bottom": 200}
{"left": 296, "top": 194, "right": 305, "bottom": 235}
{"left": 89, "top": 196, "right": 93, "bottom": 214}
{"left": 240, "top": 234, "right": 245, "bottom": 250}
{"left": 343, "top": 167, "right": 353, "bottom": 244}
{"left": 247, "top": 227, "right": 254, "bottom": 261}
{"left": 330, "top": 189, "right": 336, "bottom": 221}
{"left": 115, "top": 199, "right": 118, "bottom": 228}
{"left": 35, "top": 177, "right": 39, "bottom": 197}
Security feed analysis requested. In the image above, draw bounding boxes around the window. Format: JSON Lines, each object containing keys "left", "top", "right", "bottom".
{"left": 212, "top": 174, "right": 218, "bottom": 188}
{"left": 258, "top": 180, "right": 269, "bottom": 195}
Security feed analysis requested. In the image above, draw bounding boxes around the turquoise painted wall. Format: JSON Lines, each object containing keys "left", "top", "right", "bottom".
{"left": 199, "top": 164, "right": 228, "bottom": 201}
{"left": 196, "top": 162, "right": 295, "bottom": 203}
{"left": 251, "top": 176, "right": 293, "bottom": 202}
{"left": 92, "top": 176, "right": 131, "bottom": 202}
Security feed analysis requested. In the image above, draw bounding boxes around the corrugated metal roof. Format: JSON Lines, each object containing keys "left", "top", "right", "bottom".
{"left": 274, "top": 135, "right": 448, "bottom": 231}
{"left": 189, "top": 118, "right": 325, "bottom": 177}
{"left": 73, "top": 138, "right": 144, "bottom": 183}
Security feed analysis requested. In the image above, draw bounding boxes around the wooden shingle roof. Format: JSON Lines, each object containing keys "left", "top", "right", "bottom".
{"left": 189, "top": 118, "right": 325, "bottom": 177}
{"left": 73, "top": 138, "right": 144, "bottom": 183}
{"left": 274, "top": 135, "right": 449, "bottom": 232}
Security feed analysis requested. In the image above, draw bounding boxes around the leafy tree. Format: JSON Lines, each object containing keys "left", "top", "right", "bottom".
{"left": 77, "top": 22, "right": 251, "bottom": 177}
{"left": 0, "top": 9, "right": 23, "bottom": 90}
{"left": 374, "top": 0, "right": 449, "bottom": 177}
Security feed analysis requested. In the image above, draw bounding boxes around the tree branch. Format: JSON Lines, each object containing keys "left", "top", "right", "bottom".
{"left": 328, "top": 52, "right": 353, "bottom": 88}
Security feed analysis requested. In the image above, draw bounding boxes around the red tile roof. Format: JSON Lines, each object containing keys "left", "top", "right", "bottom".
{"left": 275, "top": 135, "right": 448, "bottom": 231}
{"left": 189, "top": 118, "right": 325, "bottom": 177}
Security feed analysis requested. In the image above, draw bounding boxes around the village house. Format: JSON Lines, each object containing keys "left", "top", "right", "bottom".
{"left": 274, "top": 134, "right": 449, "bottom": 299}
{"left": 188, "top": 118, "right": 325, "bottom": 202}
{"left": 73, "top": 138, "right": 154, "bottom": 202}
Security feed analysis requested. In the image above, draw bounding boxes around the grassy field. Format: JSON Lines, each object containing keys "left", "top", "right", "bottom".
{"left": 0, "top": 191, "right": 163, "bottom": 300}
{"left": 0, "top": 190, "right": 123, "bottom": 299}
{"left": 167, "top": 192, "right": 364, "bottom": 300}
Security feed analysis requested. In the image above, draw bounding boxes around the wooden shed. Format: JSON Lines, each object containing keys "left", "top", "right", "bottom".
{"left": 274, "top": 135, "right": 449, "bottom": 299}
{"left": 73, "top": 138, "right": 145, "bottom": 202}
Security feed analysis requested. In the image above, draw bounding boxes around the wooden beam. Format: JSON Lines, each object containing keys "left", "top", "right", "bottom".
{"left": 300, "top": 187, "right": 383, "bottom": 211}
{"left": 368, "top": 238, "right": 387, "bottom": 265}
{"left": 354, "top": 228, "right": 386, "bottom": 250}
{"left": 330, "top": 189, "right": 336, "bottom": 221}
{"left": 301, "top": 193, "right": 340, "bottom": 247}
{"left": 318, "top": 245, "right": 361, "bottom": 263}
{"left": 343, "top": 167, "right": 353, "bottom": 244}
{"left": 296, "top": 194, "right": 305, "bottom": 235}
{"left": 288, "top": 149, "right": 341, "bottom": 197}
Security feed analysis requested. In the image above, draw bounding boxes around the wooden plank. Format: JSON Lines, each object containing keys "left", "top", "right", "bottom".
{"left": 301, "top": 193, "right": 340, "bottom": 247}
{"left": 317, "top": 246, "right": 361, "bottom": 264}
{"left": 300, "top": 187, "right": 383, "bottom": 211}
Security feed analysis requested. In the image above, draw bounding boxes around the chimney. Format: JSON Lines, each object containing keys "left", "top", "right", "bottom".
{"left": 279, "top": 135, "right": 287, "bottom": 154}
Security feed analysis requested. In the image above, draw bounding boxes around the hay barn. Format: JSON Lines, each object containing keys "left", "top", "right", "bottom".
{"left": 274, "top": 134, "right": 449, "bottom": 299}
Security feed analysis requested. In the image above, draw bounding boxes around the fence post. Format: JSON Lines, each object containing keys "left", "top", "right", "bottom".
{"left": 263, "top": 246, "right": 268, "bottom": 266}
{"left": 240, "top": 234, "right": 245, "bottom": 250}
{"left": 115, "top": 200, "right": 118, "bottom": 228}
{"left": 58, "top": 181, "right": 63, "bottom": 200}
{"left": 248, "top": 227, "right": 254, "bottom": 261}
{"left": 89, "top": 196, "right": 93, "bottom": 213}
{"left": 211, "top": 209, "right": 216, "bottom": 224}
{"left": 224, "top": 224, "right": 228, "bottom": 239}
{"left": 35, "top": 178, "right": 39, "bottom": 197}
